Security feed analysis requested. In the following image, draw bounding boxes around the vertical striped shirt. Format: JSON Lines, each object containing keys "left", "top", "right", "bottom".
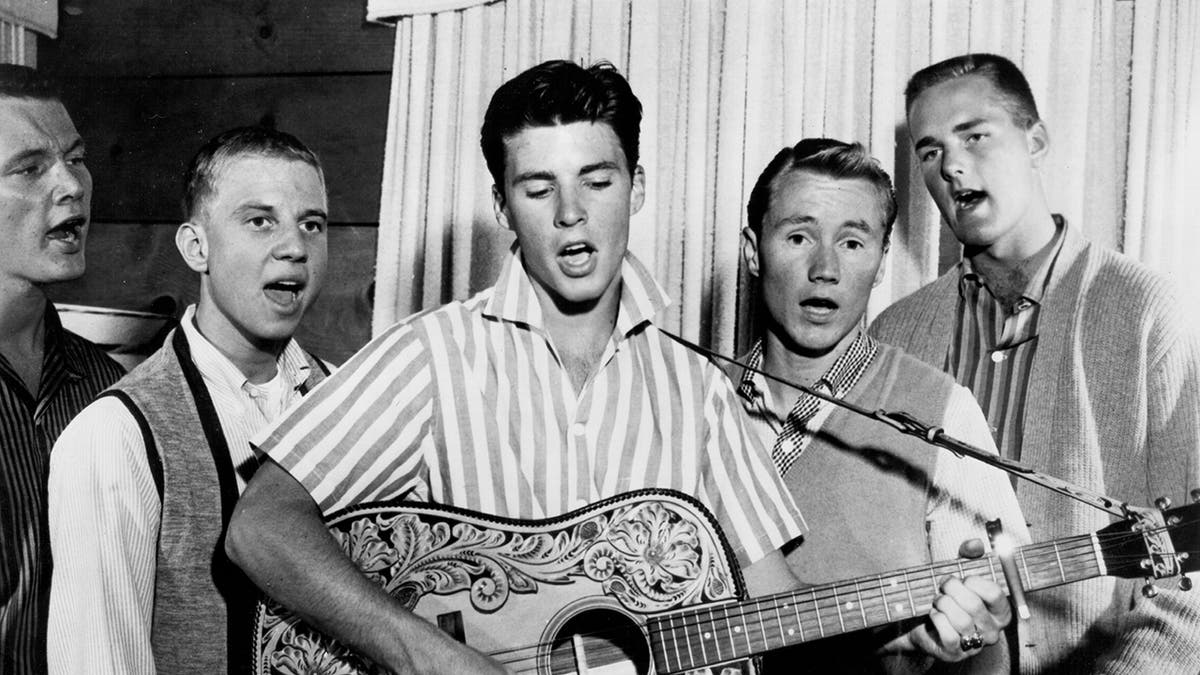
{"left": 0, "top": 303, "right": 123, "bottom": 674}
{"left": 947, "top": 219, "right": 1065, "bottom": 463}
{"left": 258, "top": 249, "right": 806, "bottom": 566}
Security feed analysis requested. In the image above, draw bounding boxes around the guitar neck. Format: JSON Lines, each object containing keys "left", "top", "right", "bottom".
{"left": 647, "top": 533, "right": 1103, "bottom": 672}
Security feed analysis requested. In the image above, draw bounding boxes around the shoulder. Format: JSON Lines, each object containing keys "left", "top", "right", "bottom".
{"left": 1071, "top": 243, "right": 1195, "bottom": 350}
{"left": 871, "top": 271, "right": 959, "bottom": 337}
{"left": 60, "top": 328, "right": 125, "bottom": 384}
{"left": 869, "top": 341, "right": 960, "bottom": 404}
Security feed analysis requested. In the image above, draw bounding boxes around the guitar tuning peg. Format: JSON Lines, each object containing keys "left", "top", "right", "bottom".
{"left": 1181, "top": 577, "right": 1194, "bottom": 592}
{"left": 1191, "top": 488, "right": 1200, "bottom": 503}
{"left": 1155, "top": 496, "right": 1172, "bottom": 510}
{"left": 1142, "top": 582, "right": 1159, "bottom": 598}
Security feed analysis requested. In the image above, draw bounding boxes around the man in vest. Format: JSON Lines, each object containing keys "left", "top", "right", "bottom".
{"left": 45, "top": 126, "right": 331, "bottom": 674}
{"left": 735, "top": 138, "right": 1027, "bottom": 673}
{"left": 0, "top": 65, "right": 124, "bottom": 675}
{"left": 871, "top": 53, "right": 1200, "bottom": 673}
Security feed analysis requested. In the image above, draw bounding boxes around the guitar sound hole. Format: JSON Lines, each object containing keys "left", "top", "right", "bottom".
{"left": 545, "top": 608, "right": 651, "bottom": 675}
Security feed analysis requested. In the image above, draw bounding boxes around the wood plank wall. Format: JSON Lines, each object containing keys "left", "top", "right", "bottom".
{"left": 38, "top": 1, "right": 394, "bottom": 364}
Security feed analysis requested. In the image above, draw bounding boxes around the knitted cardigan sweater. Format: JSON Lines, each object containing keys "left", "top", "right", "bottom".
{"left": 871, "top": 223, "right": 1200, "bottom": 674}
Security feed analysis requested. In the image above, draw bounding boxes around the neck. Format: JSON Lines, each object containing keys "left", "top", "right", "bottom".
{"left": 192, "top": 304, "right": 284, "bottom": 385}
{"left": 0, "top": 280, "right": 49, "bottom": 353}
{"left": 967, "top": 214, "right": 1060, "bottom": 310}
{"left": 760, "top": 327, "right": 859, "bottom": 409}
{"left": 532, "top": 277, "right": 623, "bottom": 392}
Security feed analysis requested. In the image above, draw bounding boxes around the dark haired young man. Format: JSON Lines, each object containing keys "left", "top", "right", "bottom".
{"left": 226, "top": 59, "right": 806, "bottom": 674}
{"left": 872, "top": 53, "right": 1200, "bottom": 673}
{"left": 738, "top": 138, "right": 1027, "bottom": 673}
{"left": 47, "top": 127, "right": 330, "bottom": 674}
{"left": 0, "top": 65, "right": 124, "bottom": 674}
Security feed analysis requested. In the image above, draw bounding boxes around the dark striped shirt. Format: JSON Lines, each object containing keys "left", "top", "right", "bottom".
{"left": 946, "top": 221, "right": 1065, "bottom": 464}
{"left": 0, "top": 304, "right": 123, "bottom": 674}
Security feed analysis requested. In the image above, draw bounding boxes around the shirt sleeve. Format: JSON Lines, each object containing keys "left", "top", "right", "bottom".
{"left": 698, "top": 368, "right": 807, "bottom": 568}
{"left": 47, "top": 397, "right": 160, "bottom": 675}
{"left": 253, "top": 323, "right": 436, "bottom": 515}
{"left": 925, "top": 384, "right": 1030, "bottom": 562}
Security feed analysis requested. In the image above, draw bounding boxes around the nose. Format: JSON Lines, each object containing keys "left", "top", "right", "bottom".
{"left": 808, "top": 242, "right": 840, "bottom": 283}
{"left": 555, "top": 187, "right": 585, "bottom": 228}
{"left": 939, "top": 145, "right": 965, "bottom": 183}
{"left": 51, "top": 160, "right": 87, "bottom": 204}
{"left": 273, "top": 223, "right": 309, "bottom": 262}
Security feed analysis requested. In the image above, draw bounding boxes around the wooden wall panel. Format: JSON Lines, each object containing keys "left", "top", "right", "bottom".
{"left": 40, "top": 0, "right": 395, "bottom": 76}
{"left": 54, "top": 74, "right": 391, "bottom": 224}
{"left": 46, "top": 223, "right": 377, "bottom": 366}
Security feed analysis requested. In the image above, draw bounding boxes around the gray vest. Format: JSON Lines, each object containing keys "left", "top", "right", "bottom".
{"left": 101, "top": 328, "right": 327, "bottom": 674}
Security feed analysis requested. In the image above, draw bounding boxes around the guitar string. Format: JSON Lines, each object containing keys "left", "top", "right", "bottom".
{"left": 477, "top": 520, "right": 1198, "bottom": 671}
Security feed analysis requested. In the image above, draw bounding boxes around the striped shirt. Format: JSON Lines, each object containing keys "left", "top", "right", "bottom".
{"left": 258, "top": 249, "right": 806, "bottom": 566}
{"left": 947, "top": 219, "right": 1065, "bottom": 463}
{"left": 0, "top": 303, "right": 123, "bottom": 675}
{"left": 46, "top": 305, "right": 315, "bottom": 675}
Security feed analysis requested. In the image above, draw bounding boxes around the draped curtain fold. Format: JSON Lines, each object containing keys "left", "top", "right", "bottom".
{"left": 370, "top": 0, "right": 1197, "bottom": 356}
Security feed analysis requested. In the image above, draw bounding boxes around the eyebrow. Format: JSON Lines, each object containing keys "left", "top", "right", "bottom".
{"left": 579, "top": 161, "right": 620, "bottom": 175}
{"left": 914, "top": 117, "right": 989, "bottom": 151}
{"left": 841, "top": 219, "right": 875, "bottom": 234}
{"left": 511, "top": 170, "right": 555, "bottom": 185}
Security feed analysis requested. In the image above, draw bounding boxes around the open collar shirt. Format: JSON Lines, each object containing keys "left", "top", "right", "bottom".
{"left": 0, "top": 303, "right": 122, "bottom": 674}
{"left": 46, "top": 305, "right": 313, "bottom": 675}
{"left": 948, "top": 215, "right": 1066, "bottom": 462}
{"left": 258, "top": 248, "right": 806, "bottom": 567}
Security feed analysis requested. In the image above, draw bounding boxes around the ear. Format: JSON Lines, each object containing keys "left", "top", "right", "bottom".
{"left": 629, "top": 165, "right": 646, "bottom": 216}
{"left": 741, "top": 226, "right": 761, "bottom": 278}
{"left": 1027, "top": 121, "right": 1050, "bottom": 167}
{"left": 491, "top": 184, "right": 511, "bottom": 230}
{"left": 175, "top": 221, "right": 209, "bottom": 273}
{"left": 872, "top": 251, "right": 887, "bottom": 288}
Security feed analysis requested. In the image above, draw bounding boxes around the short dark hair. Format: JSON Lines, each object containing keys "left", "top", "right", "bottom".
{"left": 746, "top": 138, "right": 897, "bottom": 245}
{"left": 480, "top": 59, "right": 642, "bottom": 188}
{"left": 182, "top": 126, "right": 323, "bottom": 221}
{"left": 0, "top": 64, "right": 61, "bottom": 102}
{"left": 905, "top": 53, "right": 1041, "bottom": 129}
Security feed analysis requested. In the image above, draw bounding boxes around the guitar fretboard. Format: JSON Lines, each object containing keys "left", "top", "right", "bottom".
{"left": 647, "top": 533, "right": 1102, "bottom": 673}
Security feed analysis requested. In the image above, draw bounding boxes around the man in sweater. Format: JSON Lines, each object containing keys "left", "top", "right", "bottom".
{"left": 871, "top": 52, "right": 1200, "bottom": 673}
{"left": 0, "top": 64, "right": 124, "bottom": 674}
{"left": 46, "top": 126, "right": 331, "bottom": 674}
{"left": 737, "top": 137, "right": 1027, "bottom": 673}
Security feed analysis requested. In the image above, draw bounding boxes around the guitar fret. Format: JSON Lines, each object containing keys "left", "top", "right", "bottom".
{"left": 772, "top": 599, "right": 786, "bottom": 647}
{"left": 832, "top": 586, "right": 846, "bottom": 634}
{"left": 903, "top": 570, "right": 917, "bottom": 617}
{"left": 812, "top": 588, "right": 825, "bottom": 637}
{"left": 1019, "top": 547, "right": 1032, "bottom": 587}
{"left": 791, "top": 599, "right": 806, "bottom": 642}
{"left": 754, "top": 599, "right": 768, "bottom": 654}
{"left": 1052, "top": 541, "right": 1066, "bottom": 582}
{"left": 878, "top": 575, "right": 893, "bottom": 622}
{"left": 710, "top": 607, "right": 723, "bottom": 662}
{"left": 666, "top": 615, "right": 681, "bottom": 673}
{"left": 853, "top": 579, "right": 867, "bottom": 627}
{"left": 694, "top": 609, "right": 708, "bottom": 667}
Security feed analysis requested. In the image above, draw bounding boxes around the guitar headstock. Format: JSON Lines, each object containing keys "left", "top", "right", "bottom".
{"left": 1095, "top": 493, "right": 1200, "bottom": 593}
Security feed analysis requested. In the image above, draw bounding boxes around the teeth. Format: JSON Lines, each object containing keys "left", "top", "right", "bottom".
{"left": 563, "top": 243, "right": 589, "bottom": 255}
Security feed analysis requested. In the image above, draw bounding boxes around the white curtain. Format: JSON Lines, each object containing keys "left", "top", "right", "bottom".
{"left": 0, "top": 0, "right": 57, "bottom": 65}
{"left": 369, "top": 0, "right": 1198, "bottom": 355}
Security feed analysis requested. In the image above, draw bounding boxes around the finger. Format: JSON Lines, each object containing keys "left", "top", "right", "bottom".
{"left": 963, "top": 575, "right": 1012, "bottom": 622}
{"left": 935, "top": 582, "right": 981, "bottom": 633}
{"left": 958, "top": 538, "right": 987, "bottom": 559}
{"left": 925, "top": 609, "right": 970, "bottom": 661}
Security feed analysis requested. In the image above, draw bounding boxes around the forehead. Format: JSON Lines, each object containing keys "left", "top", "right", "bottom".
{"left": 765, "top": 170, "right": 886, "bottom": 232}
{"left": 0, "top": 97, "right": 79, "bottom": 154}
{"left": 501, "top": 121, "right": 627, "bottom": 177}
{"left": 908, "top": 74, "right": 1018, "bottom": 132}
{"left": 206, "top": 154, "right": 326, "bottom": 209}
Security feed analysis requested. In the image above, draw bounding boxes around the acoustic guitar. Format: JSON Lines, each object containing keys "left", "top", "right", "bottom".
{"left": 251, "top": 489, "right": 1199, "bottom": 674}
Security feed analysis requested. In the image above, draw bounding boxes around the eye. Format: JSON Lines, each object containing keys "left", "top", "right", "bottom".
{"left": 300, "top": 219, "right": 325, "bottom": 234}
{"left": 841, "top": 239, "right": 865, "bottom": 250}
{"left": 785, "top": 232, "right": 810, "bottom": 246}
{"left": 12, "top": 164, "right": 42, "bottom": 177}
{"left": 585, "top": 179, "right": 612, "bottom": 191}
{"left": 525, "top": 187, "right": 552, "bottom": 199}
{"left": 66, "top": 153, "right": 87, "bottom": 166}
{"left": 248, "top": 216, "right": 272, "bottom": 228}
{"left": 965, "top": 132, "right": 987, "bottom": 144}
{"left": 918, "top": 148, "right": 940, "bottom": 163}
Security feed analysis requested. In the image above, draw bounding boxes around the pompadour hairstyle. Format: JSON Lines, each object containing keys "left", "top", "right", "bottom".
{"left": 905, "top": 53, "right": 1041, "bottom": 130}
{"left": 182, "top": 126, "right": 323, "bottom": 221}
{"left": 746, "top": 138, "right": 897, "bottom": 245}
{"left": 0, "top": 64, "right": 61, "bottom": 102}
{"left": 480, "top": 59, "right": 643, "bottom": 188}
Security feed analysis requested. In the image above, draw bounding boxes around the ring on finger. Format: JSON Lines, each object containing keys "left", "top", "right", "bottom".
{"left": 959, "top": 630, "right": 985, "bottom": 651}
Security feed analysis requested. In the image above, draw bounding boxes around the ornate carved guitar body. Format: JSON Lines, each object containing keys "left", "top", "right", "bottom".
{"left": 251, "top": 489, "right": 1200, "bottom": 675}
